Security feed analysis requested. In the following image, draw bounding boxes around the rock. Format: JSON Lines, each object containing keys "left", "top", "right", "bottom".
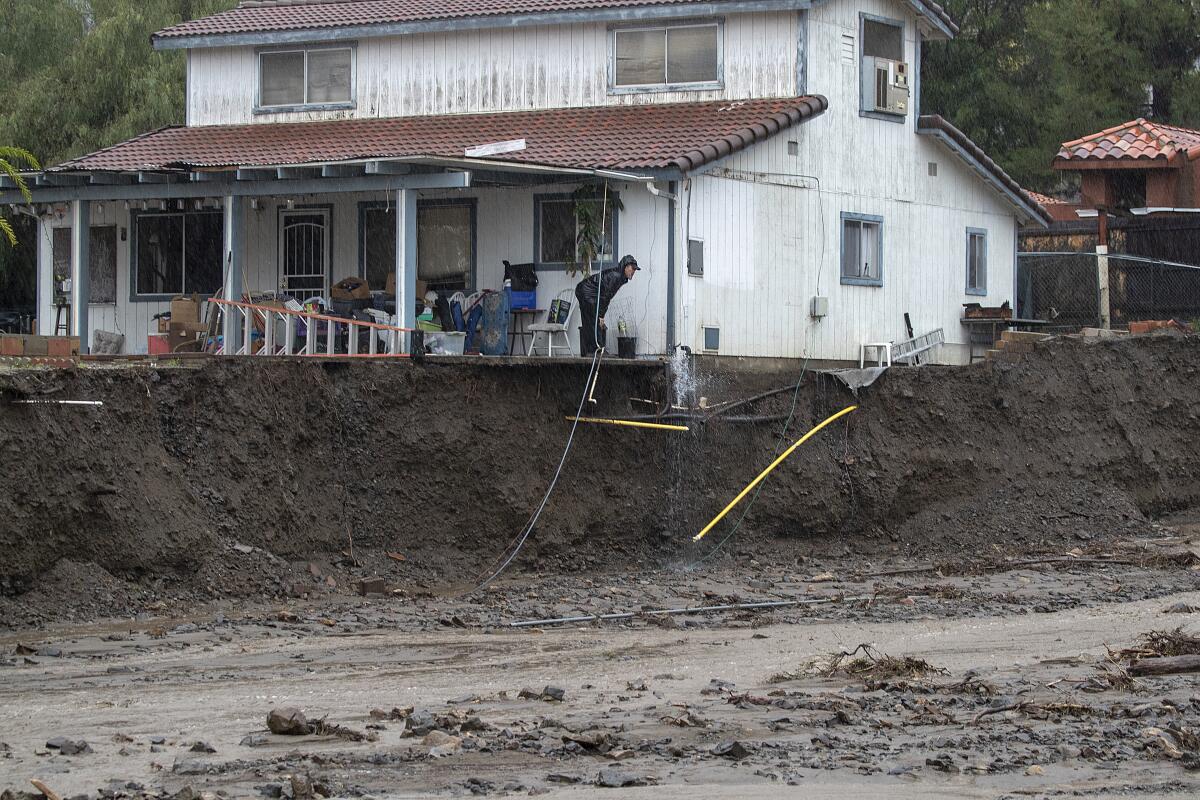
{"left": 289, "top": 774, "right": 314, "bottom": 799}
{"left": 1025, "top": 765, "right": 1045, "bottom": 776}
{"left": 37, "top": 646, "right": 63, "bottom": 658}
{"left": 711, "top": 740, "right": 750, "bottom": 759}
{"left": 808, "top": 572, "right": 837, "bottom": 583}
{"left": 407, "top": 709, "right": 435, "bottom": 735}
{"left": 546, "top": 774, "right": 581, "bottom": 784}
{"left": 1162, "top": 602, "right": 1199, "bottom": 614}
{"left": 172, "top": 623, "right": 198, "bottom": 635}
{"left": 267, "top": 707, "right": 312, "bottom": 736}
{"left": 423, "top": 730, "right": 461, "bottom": 757}
{"left": 240, "top": 734, "right": 268, "bottom": 748}
{"left": 357, "top": 578, "right": 386, "bottom": 596}
{"left": 596, "top": 768, "right": 643, "bottom": 788}
{"left": 542, "top": 686, "right": 566, "bottom": 702}
{"left": 257, "top": 785, "right": 284, "bottom": 799}
{"left": 46, "top": 737, "right": 91, "bottom": 755}
{"left": 173, "top": 787, "right": 200, "bottom": 800}
{"left": 233, "top": 543, "right": 255, "bottom": 554}
{"left": 189, "top": 741, "right": 216, "bottom": 753}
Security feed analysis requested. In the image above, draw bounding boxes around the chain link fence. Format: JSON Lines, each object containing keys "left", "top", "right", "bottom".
{"left": 1017, "top": 252, "right": 1200, "bottom": 332}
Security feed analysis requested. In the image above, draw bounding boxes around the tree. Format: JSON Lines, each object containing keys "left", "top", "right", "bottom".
{"left": 0, "top": 147, "right": 39, "bottom": 246}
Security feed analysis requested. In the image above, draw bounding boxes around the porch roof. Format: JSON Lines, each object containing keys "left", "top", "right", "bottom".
{"left": 50, "top": 96, "right": 827, "bottom": 177}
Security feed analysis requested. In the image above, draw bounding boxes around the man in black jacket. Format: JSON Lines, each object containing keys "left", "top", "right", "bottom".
{"left": 575, "top": 254, "right": 639, "bottom": 356}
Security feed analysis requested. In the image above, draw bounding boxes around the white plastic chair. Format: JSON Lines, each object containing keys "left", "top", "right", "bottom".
{"left": 526, "top": 291, "right": 577, "bottom": 357}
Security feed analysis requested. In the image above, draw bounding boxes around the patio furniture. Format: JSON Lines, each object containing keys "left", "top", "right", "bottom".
{"left": 508, "top": 307, "right": 540, "bottom": 355}
{"left": 527, "top": 291, "right": 577, "bottom": 357}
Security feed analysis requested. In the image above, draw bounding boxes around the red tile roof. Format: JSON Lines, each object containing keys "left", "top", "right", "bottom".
{"left": 155, "top": 0, "right": 957, "bottom": 42}
{"left": 1055, "top": 118, "right": 1200, "bottom": 164}
{"left": 1026, "top": 191, "right": 1080, "bottom": 223}
{"left": 53, "top": 97, "right": 827, "bottom": 174}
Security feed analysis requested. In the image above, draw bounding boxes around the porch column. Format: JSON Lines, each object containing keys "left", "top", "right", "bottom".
{"left": 394, "top": 189, "right": 417, "bottom": 353}
{"left": 69, "top": 200, "right": 90, "bottom": 354}
{"left": 222, "top": 195, "right": 244, "bottom": 353}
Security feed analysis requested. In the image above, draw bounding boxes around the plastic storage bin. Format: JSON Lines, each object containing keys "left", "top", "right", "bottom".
{"left": 509, "top": 289, "right": 536, "bottom": 310}
{"left": 425, "top": 331, "right": 466, "bottom": 355}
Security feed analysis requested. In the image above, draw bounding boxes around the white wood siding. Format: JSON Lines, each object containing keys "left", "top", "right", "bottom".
{"left": 38, "top": 184, "right": 673, "bottom": 356}
{"left": 187, "top": 13, "right": 800, "bottom": 125}
{"left": 675, "top": 0, "right": 1020, "bottom": 364}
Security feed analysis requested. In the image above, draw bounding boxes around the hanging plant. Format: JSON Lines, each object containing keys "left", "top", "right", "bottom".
{"left": 566, "top": 183, "right": 623, "bottom": 278}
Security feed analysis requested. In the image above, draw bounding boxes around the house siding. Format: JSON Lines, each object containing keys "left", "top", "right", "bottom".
{"left": 675, "top": 0, "right": 1019, "bottom": 364}
{"left": 186, "top": 12, "right": 800, "bottom": 126}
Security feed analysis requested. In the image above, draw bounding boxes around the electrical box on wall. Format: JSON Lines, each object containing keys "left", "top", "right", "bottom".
{"left": 810, "top": 296, "right": 829, "bottom": 318}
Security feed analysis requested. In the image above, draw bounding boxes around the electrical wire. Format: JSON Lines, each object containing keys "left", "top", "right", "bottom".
{"left": 469, "top": 182, "right": 612, "bottom": 592}
{"left": 469, "top": 348, "right": 602, "bottom": 592}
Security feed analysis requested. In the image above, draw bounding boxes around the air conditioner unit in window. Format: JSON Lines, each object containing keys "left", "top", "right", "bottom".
{"left": 870, "top": 58, "right": 909, "bottom": 115}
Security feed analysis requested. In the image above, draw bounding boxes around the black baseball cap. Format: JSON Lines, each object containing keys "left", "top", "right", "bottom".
{"left": 619, "top": 255, "right": 640, "bottom": 270}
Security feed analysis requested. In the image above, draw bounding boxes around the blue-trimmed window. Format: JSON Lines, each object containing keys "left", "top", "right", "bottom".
{"left": 966, "top": 227, "right": 987, "bottom": 295}
{"left": 609, "top": 21, "right": 722, "bottom": 93}
{"left": 840, "top": 212, "right": 883, "bottom": 287}
{"left": 858, "top": 13, "right": 908, "bottom": 121}
{"left": 131, "top": 210, "right": 223, "bottom": 299}
{"left": 534, "top": 193, "right": 618, "bottom": 271}
{"left": 257, "top": 44, "right": 355, "bottom": 113}
{"left": 359, "top": 199, "right": 477, "bottom": 293}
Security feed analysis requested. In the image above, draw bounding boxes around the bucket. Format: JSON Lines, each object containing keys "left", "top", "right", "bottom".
{"left": 617, "top": 336, "right": 637, "bottom": 359}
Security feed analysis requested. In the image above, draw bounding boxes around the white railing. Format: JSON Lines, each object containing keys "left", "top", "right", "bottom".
{"left": 208, "top": 298, "right": 414, "bottom": 357}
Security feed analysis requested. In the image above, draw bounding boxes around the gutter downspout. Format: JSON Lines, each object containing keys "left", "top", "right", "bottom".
{"left": 666, "top": 180, "right": 677, "bottom": 349}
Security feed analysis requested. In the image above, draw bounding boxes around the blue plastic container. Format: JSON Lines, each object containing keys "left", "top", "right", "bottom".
{"left": 510, "top": 289, "right": 536, "bottom": 310}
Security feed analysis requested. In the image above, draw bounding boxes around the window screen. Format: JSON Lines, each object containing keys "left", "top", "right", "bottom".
{"left": 614, "top": 24, "right": 719, "bottom": 87}
{"left": 862, "top": 19, "right": 903, "bottom": 60}
{"left": 418, "top": 203, "right": 473, "bottom": 292}
{"left": 537, "top": 197, "right": 616, "bottom": 266}
{"left": 89, "top": 226, "right": 117, "bottom": 304}
{"left": 260, "top": 47, "right": 352, "bottom": 108}
{"left": 362, "top": 206, "right": 396, "bottom": 292}
{"left": 134, "top": 212, "right": 224, "bottom": 296}
{"left": 841, "top": 217, "right": 882, "bottom": 284}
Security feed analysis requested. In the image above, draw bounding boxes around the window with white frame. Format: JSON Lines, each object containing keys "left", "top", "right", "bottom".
{"left": 966, "top": 228, "right": 987, "bottom": 295}
{"left": 535, "top": 195, "right": 617, "bottom": 268}
{"left": 841, "top": 213, "right": 883, "bottom": 286}
{"left": 133, "top": 211, "right": 224, "bottom": 297}
{"left": 612, "top": 22, "right": 721, "bottom": 90}
{"left": 258, "top": 46, "right": 354, "bottom": 110}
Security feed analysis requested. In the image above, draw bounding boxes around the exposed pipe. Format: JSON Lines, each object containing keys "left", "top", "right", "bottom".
{"left": 565, "top": 416, "right": 689, "bottom": 432}
{"left": 509, "top": 595, "right": 872, "bottom": 628}
{"left": 693, "top": 405, "right": 858, "bottom": 542}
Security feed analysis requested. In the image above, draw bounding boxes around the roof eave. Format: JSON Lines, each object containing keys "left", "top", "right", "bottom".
{"left": 673, "top": 94, "right": 828, "bottom": 172}
{"left": 917, "top": 116, "right": 1049, "bottom": 228}
{"left": 153, "top": 0, "right": 816, "bottom": 51}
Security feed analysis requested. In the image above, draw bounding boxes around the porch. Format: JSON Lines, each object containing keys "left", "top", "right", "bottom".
{"left": 23, "top": 164, "right": 671, "bottom": 358}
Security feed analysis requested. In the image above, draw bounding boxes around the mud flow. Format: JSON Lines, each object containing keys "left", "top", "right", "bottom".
{"left": 1, "top": 336, "right": 1199, "bottom": 799}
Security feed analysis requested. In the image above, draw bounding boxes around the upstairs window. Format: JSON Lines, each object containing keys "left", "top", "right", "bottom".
{"left": 966, "top": 228, "right": 987, "bottom": 295}
{"left": 611, "top": 22, "right": 721, "bottom": 91}
{"left": 841, "top": 212, "right": 883, "bottom": 286}
{"left": 859, "top": 15, "right": 908, "bottom": 119}
{"left": 258, "top": 46, "right": 354, "bottom": 110}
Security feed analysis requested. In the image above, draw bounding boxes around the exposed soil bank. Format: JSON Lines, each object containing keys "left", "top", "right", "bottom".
{"left": 1, "top": 336, "right": 1198, "bottom": 609}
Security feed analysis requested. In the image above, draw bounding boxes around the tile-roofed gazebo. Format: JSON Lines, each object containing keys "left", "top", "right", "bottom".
{"left": 1054, "top": 118, "right": 1200, "bottom": 166}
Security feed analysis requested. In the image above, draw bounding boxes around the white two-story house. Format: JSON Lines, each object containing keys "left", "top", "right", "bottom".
{"left": 4, "top": 0, "right": 1047, "bottom": 361}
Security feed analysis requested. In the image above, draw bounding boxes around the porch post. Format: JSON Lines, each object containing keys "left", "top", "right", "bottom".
{"left": 222, "top": 195, "right": 244, "bottom": 353}
{"left": 70, "top": 200, "right": 90, "bottom": 354}
{"left": 394, "top": 188, "right": 417, "bottom": 353}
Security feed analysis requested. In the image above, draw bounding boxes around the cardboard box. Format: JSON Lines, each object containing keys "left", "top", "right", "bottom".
{"left": 332, "top": 276, "right": 370, "bottom": 300}
{"left": 166, "top": 321, "right": 208, "bottom": 352}
{"left": 46, "top": 336, "right": 80, "bottom": 357}
{"left": 157, "top": 315, "right": 170, "bottom": 333}
{"left": 170, "top": 295, "right": 201, "bottom": 325}
{"left": 384, "top": 273, "right": 428, "bottom": 300}
{"left": 0, "top": 336, "right": 23, "bottom": 356}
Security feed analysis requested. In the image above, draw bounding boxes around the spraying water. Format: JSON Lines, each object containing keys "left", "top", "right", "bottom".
{"left": 670, "top": 345, "right": 697, "bottom": 409}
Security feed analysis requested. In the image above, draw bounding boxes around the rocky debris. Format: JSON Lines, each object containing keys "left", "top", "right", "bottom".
{"left": 188, "top": 741, "right": 216, "bottom": 753}
{"left": 356, "top": 578, "right": 386, "bottom": 597}
{"left": 423, "top": 730, "right": 462, "bottom": 757}
{"left": 1162, "top": 602, "right": 1200, "bottom": 614}
{"left": 45, "top": 737, "right": 91, "bottom": 755}
{"left": 267, "top": 707, "right": 312, "bottom": 736}
{"left": 711, "top": 740, "right": 751, "bottom": 759}
{"left": 518, "top": 686, "right": 566, "bottom": 702}
{"left": 596, "top": 767, "right": 645, "bottom": 788}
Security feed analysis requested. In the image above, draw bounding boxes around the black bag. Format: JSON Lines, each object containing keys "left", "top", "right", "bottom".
{"left": 435, "top": 296, "right": 455, "bottom": 332}
{"left": 503, "top": 260, "right": 539, "bottom": 292}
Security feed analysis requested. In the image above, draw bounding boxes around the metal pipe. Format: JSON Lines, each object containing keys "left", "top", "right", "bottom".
{"left": 509, "top": 594, "right": 871, "bottom": 628}
{"left": 11, "top": 400, "right": 103, "bottom": 406}
{"left": 565, "top": 416, "right": 689, "bottom": 431}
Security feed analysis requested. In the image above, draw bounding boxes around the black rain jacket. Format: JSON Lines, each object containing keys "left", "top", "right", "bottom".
{"left": 574, "top": 266, "right": 629, "bottom": 318}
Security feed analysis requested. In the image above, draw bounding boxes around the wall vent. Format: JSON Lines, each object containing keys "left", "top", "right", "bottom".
{"left": 687, "top": 238, "right": 704, "bottom": 276}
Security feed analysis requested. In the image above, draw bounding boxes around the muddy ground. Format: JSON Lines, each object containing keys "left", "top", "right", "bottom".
{"left": 1, "top": 335, "right": 1200, "bottom": 797}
